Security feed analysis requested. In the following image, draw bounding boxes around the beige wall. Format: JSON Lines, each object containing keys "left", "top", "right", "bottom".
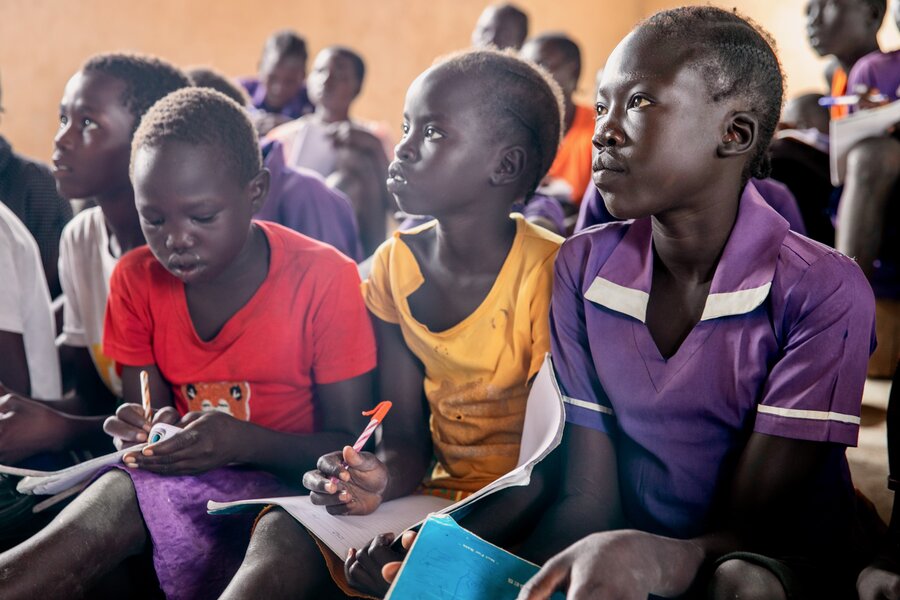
{"left": 1, "top": 0, "right": 898, "bottom": 163}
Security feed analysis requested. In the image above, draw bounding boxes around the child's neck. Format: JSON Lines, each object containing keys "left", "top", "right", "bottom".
{"left": 836, "top": 40, "right": 881, "bottom": 74}
{"left": 314, "top": 105, "right": 350, "bottom": 124}
{"left": 650, "top": 179, "right": 743, "bottom": 284}
{"left": 96, "top": 187, "right": 145, "bottom": 255}
{"left": 433, "top": 208, "right": 517, "bottom": 273}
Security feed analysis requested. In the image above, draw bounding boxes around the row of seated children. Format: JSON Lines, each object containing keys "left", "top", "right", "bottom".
{"left": 0, "top": 5, "right": 892, "bottom": 600}
{"left": 5, "top": 1, "right": 892, "bottom": 594}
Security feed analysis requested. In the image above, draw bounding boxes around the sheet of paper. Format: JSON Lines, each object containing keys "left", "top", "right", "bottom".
{"left": 3, "top": 422, "right": 184, "bottom": 496}
{"left": 208, "top": 355, "right": 565, "bottom": 556}
{"left": 208, "top": 493, "right": 453, "bottom": 558}
{"left": 830, "top": 100, "right": 900, "bottom": 185}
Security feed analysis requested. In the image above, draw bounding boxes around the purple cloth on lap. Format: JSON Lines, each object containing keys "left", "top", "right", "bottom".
{"left": 108, "top": 465, "right": 296, "bottom": 600}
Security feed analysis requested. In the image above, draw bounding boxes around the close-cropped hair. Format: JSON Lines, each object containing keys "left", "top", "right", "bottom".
{"left": 82, "top": 53, "right": 193, "bottom": 136}
{"left": 494, "top": 4, "right": 529, "bottom": 43}
{"left": 186, "top": 67, "right": 249, "bottom": 107}
{"left": 639, "top": 6, "right": 784, "bottom": 181}
{"left": 131, "top": 88, "right": 262, "bottom": 186}
{"left": 432, "top": 48, "right": 564, "bottom": 198}
{"left": 263, "top": 29, "right": 307, "bottom": 61}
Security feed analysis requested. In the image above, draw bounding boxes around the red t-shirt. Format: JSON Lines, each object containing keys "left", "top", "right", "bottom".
{"left": 103, "top": 221, "right": 376, "bottom": 434}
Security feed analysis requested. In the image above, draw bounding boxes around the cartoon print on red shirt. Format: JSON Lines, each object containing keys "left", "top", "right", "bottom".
{"left": 182, "top": 381, "right": 251, "bottom": 421}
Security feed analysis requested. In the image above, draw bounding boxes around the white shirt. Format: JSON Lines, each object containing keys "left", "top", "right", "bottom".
{"left": 58, "top": 207, "right": 122, "bottom": 397}
{"left": 0, "top": 202, "right": 61, "bottom": 399}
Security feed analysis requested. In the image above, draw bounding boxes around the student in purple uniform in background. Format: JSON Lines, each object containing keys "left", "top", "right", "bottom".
{"left": 256, "top": 140, "right": 363, "bottom": 261}
{"left": 517, "top": 8, "right": 879, "bottom": 598}
{"left": 575, "top": 177, "right": 807, "bottom": 236}
{"left": 239, "top": 30, "right": 314, "bottom": 136}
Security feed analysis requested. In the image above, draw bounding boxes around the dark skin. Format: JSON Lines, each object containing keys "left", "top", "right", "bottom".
{"left": 292, "top": 66, "right": 549, "bottom": 595}
{"left": 252, "top": 51, "right": 307, "bottom": 136}
{"left": 806, "top": 0, "right": 882, "bottom": 75}
{"left": 0, "top": 141, "right": 372, "bottom": 600}
{"left": 520, "top": 39, "right": 579, "bottom": 135}
{"left": 0, "top": 69, "right": 140, "bottom": 465}
{"left": 304, "top": 48, "right": 390, "bottom": 255}
{"left": 517, "top": 29, "right": 828, "bottom": 599}
{"left": 471, "top": 5, "right": 527, "bottom": 51}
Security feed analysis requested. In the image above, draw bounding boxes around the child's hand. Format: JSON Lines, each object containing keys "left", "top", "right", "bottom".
{"left": 858, "top": 565, "right": 900, "bottom": 600}
{"left": 104, "top": 403, "right": 178, "bottom": 450}
{"left": 344, "top": 530, "right": 416, "bottom": 596}
{"left": 517, "top": 530, "right": 704, "bottom": 600}
{"left": 122, "top": 410, "right": 243, "bottom": 475}
{"left": 303, "top": 446, "right": 388, "bottom": 515}
{"left": 0, "top": 394, "right": 67, "bottom": 464}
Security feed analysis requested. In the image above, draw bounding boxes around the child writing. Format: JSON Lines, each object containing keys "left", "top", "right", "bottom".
{"left": 0, "top": 88, "right": 377, "bottom": 600}
{"left": 518, "top": 8, "right": 878, "bottom": 598}
{"left": 220, "top": 48, "right": 565, "bottom": 599}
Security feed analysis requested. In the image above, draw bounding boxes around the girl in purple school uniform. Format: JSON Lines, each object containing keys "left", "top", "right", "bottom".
{"left": 518, "top": 7, "right": 881, "bottom": 599}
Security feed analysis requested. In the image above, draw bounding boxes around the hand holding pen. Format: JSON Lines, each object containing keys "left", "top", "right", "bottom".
{"left": 303, "top": 401, "right": 393, "bottom": 516}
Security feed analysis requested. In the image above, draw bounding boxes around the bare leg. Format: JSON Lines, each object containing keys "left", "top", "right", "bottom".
{"left": 220, "top": 508, "right": 346, "bottom": 600}
{"left": 0, "top": 470, "right": 147, "bottom": 599}
{"left": 836, "top": 135, "right": 900, "bottom": 279}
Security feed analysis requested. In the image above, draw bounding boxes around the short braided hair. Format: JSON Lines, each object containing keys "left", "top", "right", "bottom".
{"left": 131, "top": 88, "right": 261, "bottom": 186}
{"left": 432, "top": 48, "right": 564, "bottom": 198}
{"left": 82, "top": 53, "right": 192, "bottom": 136}
{"left": 639, "top": 7, "right": 784, "bottom": 181}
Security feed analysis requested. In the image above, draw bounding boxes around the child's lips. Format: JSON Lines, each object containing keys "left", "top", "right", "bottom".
{"left": 386, "top": 163, "right": 408, "bottom": 190}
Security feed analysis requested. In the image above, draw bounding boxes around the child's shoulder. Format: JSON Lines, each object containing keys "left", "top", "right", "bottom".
{"left": 517, "top": 215, "right": 564, "bottom": 260}
{"left": 60, "top": 206, "right": 105, "bottom": 249}
{"left": 0, "top": 201, "right": 37, "bottom": 255}
{"left": 260, "top": 220, "right": 357, "bottom": 270}
{"left": 558, "top": 220, "right": 633, "bottom": 269}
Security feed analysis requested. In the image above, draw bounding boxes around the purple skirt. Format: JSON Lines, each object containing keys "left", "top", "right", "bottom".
{"left": 107, "top": 465, "right": 297, "bottom": 600}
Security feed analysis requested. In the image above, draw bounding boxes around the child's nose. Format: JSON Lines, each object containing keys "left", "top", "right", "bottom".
{"left": 394, "top": 137, "right": 418, "bottom": 162}
{"left": 54, "top": 122, "right": 75, "bottom": 150}
{"left": 593, "top": 124, "right": 625, "bottom": 149}
{"left": 165, "top": 230, "right": 195, "bottom": 251}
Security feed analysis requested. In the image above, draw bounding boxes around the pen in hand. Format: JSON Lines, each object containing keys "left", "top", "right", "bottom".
{"left": 331, "top": 401, "right": 393, "bottom": 485}
{"left": 140, "top": 369, "right": 152, "bottom": 422}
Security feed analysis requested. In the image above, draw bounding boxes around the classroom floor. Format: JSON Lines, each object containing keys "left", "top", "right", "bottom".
{"left": 848, "top": 378, "right": 894, "bottom": 523}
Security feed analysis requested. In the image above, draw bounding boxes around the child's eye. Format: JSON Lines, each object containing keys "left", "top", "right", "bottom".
{"left": 400, "top": 122, "right": 410, "bottom": 136}
{"left": 424, "top": 126, "right": 444, "bottom": 140}
{"left": 81, "top": 117, "right": 97, "bottom": 128}
{"left": 191, "top": 214, "right": 216, "bottom": 224}
{"left": 58, "top": 115, "right": 68, "bottom": 128}
{"left": 629, "top": 95, "right": 652, "bottom": 109}
{"left": 142, "top": 217, "right": 163, "bottom": 227}
{"left": 595, "top": 104, "right": 608, "bottom": 117}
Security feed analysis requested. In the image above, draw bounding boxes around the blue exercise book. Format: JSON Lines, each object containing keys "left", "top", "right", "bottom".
{"left": 385, "top": 513, "right": 565, "bottom": 600}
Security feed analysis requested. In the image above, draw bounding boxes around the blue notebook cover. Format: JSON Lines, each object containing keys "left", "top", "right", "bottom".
{"left": 385, "top": 513, "right": 565, "bottom": 600}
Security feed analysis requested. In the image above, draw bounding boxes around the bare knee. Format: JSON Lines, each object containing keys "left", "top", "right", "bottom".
{"left": 245, "top": 508, "right": 315, "bottom": 563}
{"left": 846, "top": 136, "right": 900, "bottom": 184}
{"left": 708, "top": 558, "right": 787, "bottom": 600}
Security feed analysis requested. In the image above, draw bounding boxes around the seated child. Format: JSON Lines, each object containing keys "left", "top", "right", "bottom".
{"left": 220, "top": 47, "right": 566, "bottom": 599}
{"left": 266, "top": 46, "right": 392, "bottom": 255}
{"left": 521, "top": 33, "right": 593, "bottom": 207}
{"left": 806, "top": 0, "right": 883, "bottom": 119}
{"left": 0, "top": 79, "right": 72, "bottom": 298}
{"left": 0, "top": 55, "right": 193, "bottom": 470}
{"left": 238, "top": 29, "right": 313, "bottom": 135}
{"left": 837, "top": 2, "right": 900, "bottom": 378}
{"left": 471, "top": 3, "right": 529, "bottom": 50}
{"left": 0, "top": 88, "right": 376, "bottom": 600}
{"left": 518, "top": 8, "right": 879, "bottom": 598}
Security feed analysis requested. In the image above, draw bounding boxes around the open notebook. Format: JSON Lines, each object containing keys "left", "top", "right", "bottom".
{"left": 830, "top": 100, "right": 900, "bottom": 185}
{"left": 207, "top": 353, "right": 566, "bottom": 558}
{"left": 0, "top": 422, "right": 182, "bottom": 497}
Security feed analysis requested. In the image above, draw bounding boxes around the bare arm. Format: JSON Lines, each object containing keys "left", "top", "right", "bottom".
{"left": 0, "top": 330, "right": 30, "bottom": 396}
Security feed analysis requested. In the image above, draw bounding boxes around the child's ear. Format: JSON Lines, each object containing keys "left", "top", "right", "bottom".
{"left": 246, "top": 168, "right": 271, "bottom": 213}
{"left": 491, "top": 146, "right": 527, "bottom": 186}
{"left": 718, "top": 112, "right": 758, "bottom": 159}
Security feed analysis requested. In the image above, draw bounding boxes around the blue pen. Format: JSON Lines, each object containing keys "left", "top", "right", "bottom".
{"left": 819, "top": 93, "right": 888, "bottom": 107}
